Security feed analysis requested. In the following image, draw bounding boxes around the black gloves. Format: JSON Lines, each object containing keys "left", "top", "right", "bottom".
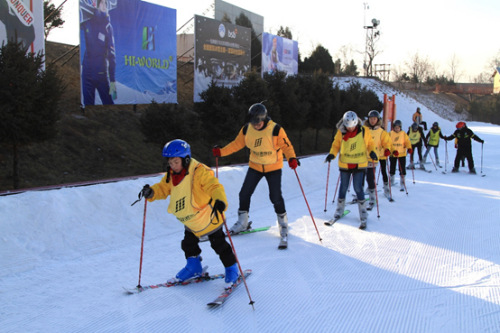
{"left": 211, "top": 199, "right": 226, "bottom": 222}
{"left": 369, "top": 151, "right": 378, "bottom": 161}
{"left": 325, "top": 154, "right": 335, "bottom": 163}
{"left": 140, "top": 184, "right": 154, "bottom": 199}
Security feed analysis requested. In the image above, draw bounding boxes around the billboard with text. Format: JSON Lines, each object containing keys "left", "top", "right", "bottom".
{"left": 194, "top": 15, "right": 250, "bottom": 102}
{"left": 79, "top": 0, "right": 176, "bottom": 106}
{"left": 1, "top": 0, "right": 45, "bottom": 61}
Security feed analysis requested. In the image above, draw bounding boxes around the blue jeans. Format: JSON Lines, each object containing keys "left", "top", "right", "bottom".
{"left": 424, "top": 146, "right": 439, "bottom": 162}
{"left": 239, "top": 168, "right": 285, "bottom": 214}
{"left": 338, "top": 169, "right": 365, "bottom": 201}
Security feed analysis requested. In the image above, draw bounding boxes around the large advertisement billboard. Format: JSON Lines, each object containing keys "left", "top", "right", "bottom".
{"left": 79, "top": 0, "right": 177, "bottom": 106}
{"left": 214, "top": 0, "right": 263, "bottom": 41}
{"left": 261, "top": 32, "right": 298, "bottom": 76}
{"left": 0, "top": 0, "right": 45, "bottom": 57}
{"left": 194, "top": 15, "right": 250, "bottom": 102}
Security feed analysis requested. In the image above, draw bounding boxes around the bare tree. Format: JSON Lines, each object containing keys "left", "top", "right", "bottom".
{"left": 448, "top": 53, "right": 462, "bottom": 83}
{"left": 364, "top": 21, "right": 381, "bottom": 77}
{"left": 404, "top": 52, "right": 433, "bottom": 88}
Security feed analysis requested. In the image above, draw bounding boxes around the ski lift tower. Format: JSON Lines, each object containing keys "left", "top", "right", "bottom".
{"left": 363, "top": 3, "right": 380, "bottom": 77}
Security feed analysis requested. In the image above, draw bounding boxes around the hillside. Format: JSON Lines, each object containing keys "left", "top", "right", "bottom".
{"left": 0, "top": 41, "right": 473, "bottom": 192}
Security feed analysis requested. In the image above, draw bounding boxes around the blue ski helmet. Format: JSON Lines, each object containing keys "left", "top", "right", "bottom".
{"left": 162, "top": 139, "right": 191, "bottom": 158}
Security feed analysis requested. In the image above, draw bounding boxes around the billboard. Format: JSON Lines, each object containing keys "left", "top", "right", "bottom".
{"left": 79, "top": 0, "right": 177, "bottom": 106}
{"left": 194, "top": 15, "right": 250, "bottom": 102}
{"left": 261, "top": 32, "right": 298, "bottom": 76}
{"left": 0, "top": 0, "right": 45, "bottom": 57}
{"left": 214, "top": 0, "right": 263, "bottom": 41}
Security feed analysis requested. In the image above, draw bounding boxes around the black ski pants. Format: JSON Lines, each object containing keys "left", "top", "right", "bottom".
{"left": 239, "top": 168, "right": 285, "bottom": 215}
{"left": 181, "top": 228, "right": 236, "bottom": 268}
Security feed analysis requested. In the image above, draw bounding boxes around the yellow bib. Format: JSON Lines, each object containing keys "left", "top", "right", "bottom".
{"left": 391, "top": 131, "right": 406, "bottom": 155}
{"left": 245, "top": 122, "right": 278, "bottom": 165}
{"left": 167, "top": 161, "right": 219, "bottom": 237}
{"left": 409, "top": 130, "right": 421, "bottom": 145}
{"left": 428, "top": 129, "right": 440, "bottom": 146}
{"left": 369, "top": 127, "right": 384, "bottom": 159}
{"left": 339, "top": 130, "right": 368, "bottom": 164}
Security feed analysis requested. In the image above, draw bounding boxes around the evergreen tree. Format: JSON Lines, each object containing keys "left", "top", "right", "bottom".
{"left": 301, "top": 45, "right": 335, "bottom": 74}
{"left": 140, "top": 102, "right": 200, "bottom": 146}
{"left": 195, "top": 82, "right": 240, "bottom": 142}
{"left": 232, "top": 71, "right": 269, "bottom": 118}
{"left": 44, "top": 0, "right": 65, "bottom": 38}
{"left": 0, "top": 41, "right": 63, "bottom": 188}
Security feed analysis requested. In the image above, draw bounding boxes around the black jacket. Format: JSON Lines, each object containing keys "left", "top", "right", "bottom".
{"left": 445, "top": 127, "right": 483, "bottom": 151}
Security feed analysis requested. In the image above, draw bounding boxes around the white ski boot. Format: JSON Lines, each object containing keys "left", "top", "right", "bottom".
{"left": 229, "top": 210, "right": 249, "bottom": 234}
{"left": 277, "top": 213, "right": 288, "bottom": 249}
{"left": 358, "top": 200, "right": 368, "bottom": 230}
{"left": 400, "top": 175, "right": 405, "bottom": 192}
{"left": 383, "top": 182, "right": 390, "bottom": 198}
{"left": 367, "top": 189, "right": 376, "bottom": 211}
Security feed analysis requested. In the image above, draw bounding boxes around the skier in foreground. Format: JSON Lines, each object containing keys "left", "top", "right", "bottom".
{"left": 325, "top": 111, "right": 376, "bottom": 229}
{"left": 139, "top": 139, "right": 239, "bottom": 287}
{"left": 444, "top": 122, "right": 484, "bottom": 174}
{"left": 213, "top": 103, "right": 299, "bottom": 249}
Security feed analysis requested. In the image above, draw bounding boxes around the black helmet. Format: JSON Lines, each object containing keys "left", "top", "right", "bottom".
{"left": 393, "top": 120, "right": 402, "bottom": 128}
{"left": 368, "top": 110, "right": 381, "bottom": 119}
{"left": 411, "top": 122, "right": 418, "bottom": 131}
{"left": 433, "top": 122, "right": 439, "bottom": 127}
{"left": 248, "top": 103, "right": 267, "bottom": 124}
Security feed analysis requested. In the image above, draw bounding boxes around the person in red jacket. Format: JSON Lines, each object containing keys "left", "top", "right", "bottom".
{"left": 212, "top": 103, "right": 298, "bottom": 249}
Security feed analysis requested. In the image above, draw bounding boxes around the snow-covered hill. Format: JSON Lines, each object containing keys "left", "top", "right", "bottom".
{"left": 2, "top": 80, "right": 500, "bottom": 332}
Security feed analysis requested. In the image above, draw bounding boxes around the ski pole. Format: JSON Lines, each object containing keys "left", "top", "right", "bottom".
{"left": 324, "top": 161, "right": 331, "bottom": 212}
{"left": 377, "top": 165, "right": 381, "bottom": 184}
{"left": 481, "top": 142, "right": 484, "bottom": 175}
{"left": 332, "top": 173, "right": 340, "bottom": 203}
{"left": 137, "top": 199, "right": 148, "bottom": 288}
{"left": 294, "top": 169, "right": 322, "bottom": 243}
{"left": 215, "top": 156, "right": 219, "bottom": 178}
{"left": 387, "top": 161, "right": 393, "bottom": 200}
{"left": 410, "top": 153, "right": 415, "bottom": 184}
{"left": 397, "top": 158, "right": 408, "bottom": 196}
{"left": 222, "top": 213, "right": 255, "bottom": 309}
{"left": 428, "top": 151, "right": 438, "bottom": 171}
{"left": 373, "top": 166, "right": 380, "bottom": 218}
{"left": 444, "top": 141, "right": 448, "bottom": 173}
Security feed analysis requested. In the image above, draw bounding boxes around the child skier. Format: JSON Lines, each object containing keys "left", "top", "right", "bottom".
{"left": 444, "top": 122, "right": 484, "bottom": 174}
{"left": 389, "top": 120, "right": 412, "bottom": 191}
{"left": 363, "top": 110, "right": 392, "bottom": 204}
{"left": 407, "top": 122, "right": 427, "bottom": 170}
{"left": 139, "top": 139, "right": 239, "bottom": 287}
{"left": 423, "top": 122, "right": 445, "bottom": 167}
{"left": 325, "top": 111, "right": 376, "bottom": 229}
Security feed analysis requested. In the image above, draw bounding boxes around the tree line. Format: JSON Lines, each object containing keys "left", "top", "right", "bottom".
{"left": 139, "top": 70, "right": 383, "bottom": 166}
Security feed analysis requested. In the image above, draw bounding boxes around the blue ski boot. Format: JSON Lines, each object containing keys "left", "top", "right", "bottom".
{"left": 224, "top": 263, "right": 239, "bottom": 288}
{"left": 175, "top": 256, "right": 202, "bottom": 282}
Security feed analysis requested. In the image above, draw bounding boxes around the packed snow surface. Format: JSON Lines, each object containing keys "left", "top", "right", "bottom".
{"left": 2, "top": 79, "right": 500, "bottom": 332}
